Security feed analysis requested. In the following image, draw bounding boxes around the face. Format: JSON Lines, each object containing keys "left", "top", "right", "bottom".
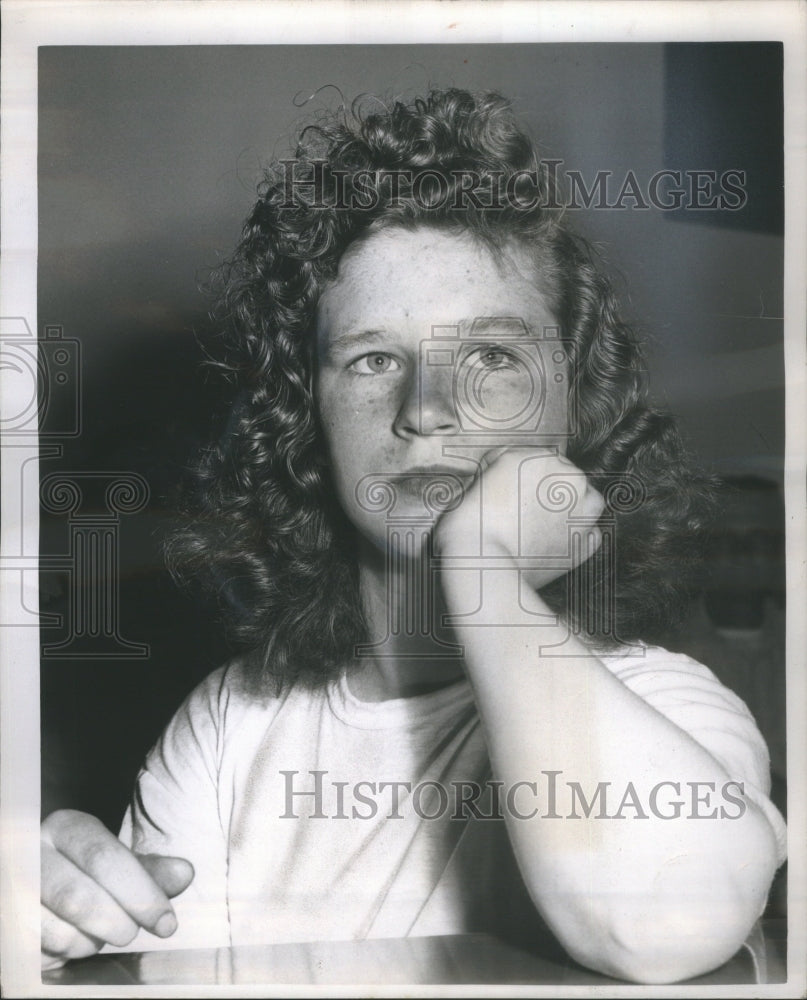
{"left": 315, "top": 227, "right": 567, "bottom": 550}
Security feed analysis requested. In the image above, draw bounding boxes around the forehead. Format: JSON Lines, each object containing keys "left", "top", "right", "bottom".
{"left": 316, "top": 227, "right": 555, "bottom": 337}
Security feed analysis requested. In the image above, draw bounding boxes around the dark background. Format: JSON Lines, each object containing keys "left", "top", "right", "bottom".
{"left": 38, "top": 44, "right": 785, "bottom": 836}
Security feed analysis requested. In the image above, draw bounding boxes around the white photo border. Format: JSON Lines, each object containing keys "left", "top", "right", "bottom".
{"left": 1, "top": 1, "right": 805, "bottom": 996}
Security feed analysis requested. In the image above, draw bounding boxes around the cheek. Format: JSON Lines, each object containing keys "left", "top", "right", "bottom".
{"left": 319, "top": 390, "right": 397, "bottom": 470}
{"left": 539, "top": 381, "right": 568, "bottom": 439}
{"left": 320, "top": 383, "right": 397, "bottom": 435}
{"left": 491, "top": 377, "right": 568, "bottom": 451}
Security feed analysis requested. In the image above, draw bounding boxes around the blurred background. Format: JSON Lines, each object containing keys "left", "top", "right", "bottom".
{"left": 38, "top": 44, "right": 785, "bottom": 876}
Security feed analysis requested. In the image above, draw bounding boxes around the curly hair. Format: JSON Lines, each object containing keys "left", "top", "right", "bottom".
{"left": 168, "top": 89, "right": 714, "bottom": 691}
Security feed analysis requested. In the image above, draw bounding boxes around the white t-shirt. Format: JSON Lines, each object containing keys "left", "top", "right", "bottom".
{"left": 118, "top": 645, "right": 787, "bottom": 953}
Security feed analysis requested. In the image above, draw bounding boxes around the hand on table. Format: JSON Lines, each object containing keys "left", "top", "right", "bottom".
{"left": 41, "top": 809, "right": 193, "bottom": 969}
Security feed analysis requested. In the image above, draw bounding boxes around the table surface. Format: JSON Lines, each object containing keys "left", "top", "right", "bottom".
{"left": 43, "top": 920, "right": 786, "bottom": 988}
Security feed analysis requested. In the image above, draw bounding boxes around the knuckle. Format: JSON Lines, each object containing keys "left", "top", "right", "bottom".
{"left": 49, "top": 883, "right": 90, "bottom": 926}
{"left": 42, "top": 919, "right": 75, "bottom": 957}
{"left": 48, "top": 881, "right": 138, "bottom": 948}
{"left": 108, "top": 920, "right": 139, "bottom": 948}
{"left": 62, "top": 938, "right": 101, "bottom": 962}
{"left": 124, "top": 893, "right": 163, "bottom": 929}
{"left": 44, "top": 929, "right": 102, "bottom": 964}
{"left": 80, "top": 836, "right": 116, "bottom": 872}
{"left": 43, "top": 809, "right": 103, "bottom": 845}
{"left": 41, "top": 810, "right": 69, "bottom": 843}
{"left": 43, "top": 807, "right": 75, "bottom": 827}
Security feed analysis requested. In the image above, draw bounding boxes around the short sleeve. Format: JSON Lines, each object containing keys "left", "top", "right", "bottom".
{"left": 110, "top": 666, "right": 233, "bottom": 951}
{"left": 603, "top": 645, "right": 787, "bottom": 866}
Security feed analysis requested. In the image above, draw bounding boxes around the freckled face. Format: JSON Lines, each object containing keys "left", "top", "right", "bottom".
{"left": 315, "top": 227, "right": 567, "bottom": 550}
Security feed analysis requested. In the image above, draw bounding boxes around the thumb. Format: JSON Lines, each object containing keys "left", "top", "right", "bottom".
{"left": 137, "top": 854, "right": 195, "bottom": 898}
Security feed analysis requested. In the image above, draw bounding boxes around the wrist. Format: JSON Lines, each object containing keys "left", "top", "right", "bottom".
{"left": 433, "top": 515, "right": 514, "bottom": 560}
{"left": 437, "top": 547, "right": 523, "bottom": 618}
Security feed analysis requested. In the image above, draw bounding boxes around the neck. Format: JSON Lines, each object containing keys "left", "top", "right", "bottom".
{"left": 349, "top": 536, "right": 465, "bottom": 702}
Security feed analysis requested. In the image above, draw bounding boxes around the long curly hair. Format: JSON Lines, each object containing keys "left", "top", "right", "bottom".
{"left": 168, "top": 89, "right": 714, "bottom": 690}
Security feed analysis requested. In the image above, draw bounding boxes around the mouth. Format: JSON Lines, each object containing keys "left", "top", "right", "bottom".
{"left": 393, "top": 466, "right": 475, "bottom": 504}
{"left": 403, "top": 464, "right": 475, "bottom": 477}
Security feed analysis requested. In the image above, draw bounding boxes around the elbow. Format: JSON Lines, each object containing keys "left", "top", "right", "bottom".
{"left": 528, "top": 807, "right": 781, "bottom": 983}
{"left": 567, "top": 904, "right": 760, "bottom": 984}
{"left": 548, "top": 840, "right": 779, "bottom": 983}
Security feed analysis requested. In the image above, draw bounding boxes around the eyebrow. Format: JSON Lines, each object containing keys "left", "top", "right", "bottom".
{"left": 457, "top": 316, "right": 534, "bottom": 338}
{"left": 325, "top": 317, "right": 539, "bottom": 354}
{"left": 324, "top": 329, "right": 388, "bottom": 354}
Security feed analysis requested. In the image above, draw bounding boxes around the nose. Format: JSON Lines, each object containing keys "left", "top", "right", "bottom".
{"left": 393, "top": 362, "right": 459, "bottom": 438}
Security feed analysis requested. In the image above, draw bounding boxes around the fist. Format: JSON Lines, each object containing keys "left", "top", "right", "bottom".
{"left": 435, "top": 448, "right": 605, "bottom": 591}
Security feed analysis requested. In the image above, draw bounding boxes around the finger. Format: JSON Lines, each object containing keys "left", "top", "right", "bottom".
{"left": 41, "top": 903, "right": 104, "bottom": 966}
{"left": 44, "top": 812, "right": 177, "bottom": 936}
{"left": 138, "top": 854, "right": 194, "bottom": 899}
{"left": 480, "top": 444, "right": 557, "bottom": 468}
{"left": 42, "top": 841, "right": 140, "bottom": 947}
{"left": 478, "top": 446, "right": 510, "bottom": 473}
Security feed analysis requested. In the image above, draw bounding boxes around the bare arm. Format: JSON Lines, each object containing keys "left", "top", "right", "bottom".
{"left": 436, "top": 450, "right": 780, "bottom": 984}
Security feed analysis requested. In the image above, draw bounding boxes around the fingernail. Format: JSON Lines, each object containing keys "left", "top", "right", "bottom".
{"left": 154, "top": 911, "right": 177, "bottom": 937}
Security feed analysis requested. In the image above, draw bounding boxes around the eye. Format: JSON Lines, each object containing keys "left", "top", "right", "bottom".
{"left": 349, "top": 353, "right": 401, "bottom": 375}
{"left": 465, "top": 345, "right": 521, "bottom": 372}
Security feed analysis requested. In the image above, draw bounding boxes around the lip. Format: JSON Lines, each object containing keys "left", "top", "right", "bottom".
{"left": 401, "top": 465, "right": 476, "bottom": 479}
{"left": 392, "top": 466, "right": 476, "bottom": 503}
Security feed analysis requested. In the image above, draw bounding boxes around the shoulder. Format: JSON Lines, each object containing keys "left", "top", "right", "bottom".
{"left": 161, "top": 658, "right": 333, "bottom": 761}
{"left": 600, "top": 643, "right": 753, "bottom": 711}
{"left": 601, "top": 643, "right": 786, "bottom": 862}
{"left": 181, "top": 657, "right": 253, "bottom": 720}
{"left": 152, "top": 658, "right": 286, "bottom": 771}
{"left": 598, "top": 643, "right": 769, "bottom": 743}
{"left": 177, "top": 656, "right": 289, "bottom": 723}
{"left": 601, "top": 643, "right": 772, "bottom": 783}
{"left": 162, "top": 660, "right": 242, "bottom": 744}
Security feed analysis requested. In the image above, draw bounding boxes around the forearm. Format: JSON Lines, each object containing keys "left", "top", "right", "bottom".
{"left": 442, "top": 559, "right": 779, "bottom": 983}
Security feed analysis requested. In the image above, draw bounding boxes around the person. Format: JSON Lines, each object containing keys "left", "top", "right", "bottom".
{"left": 40, "top": 89, "right": 786, "bottom": 984}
